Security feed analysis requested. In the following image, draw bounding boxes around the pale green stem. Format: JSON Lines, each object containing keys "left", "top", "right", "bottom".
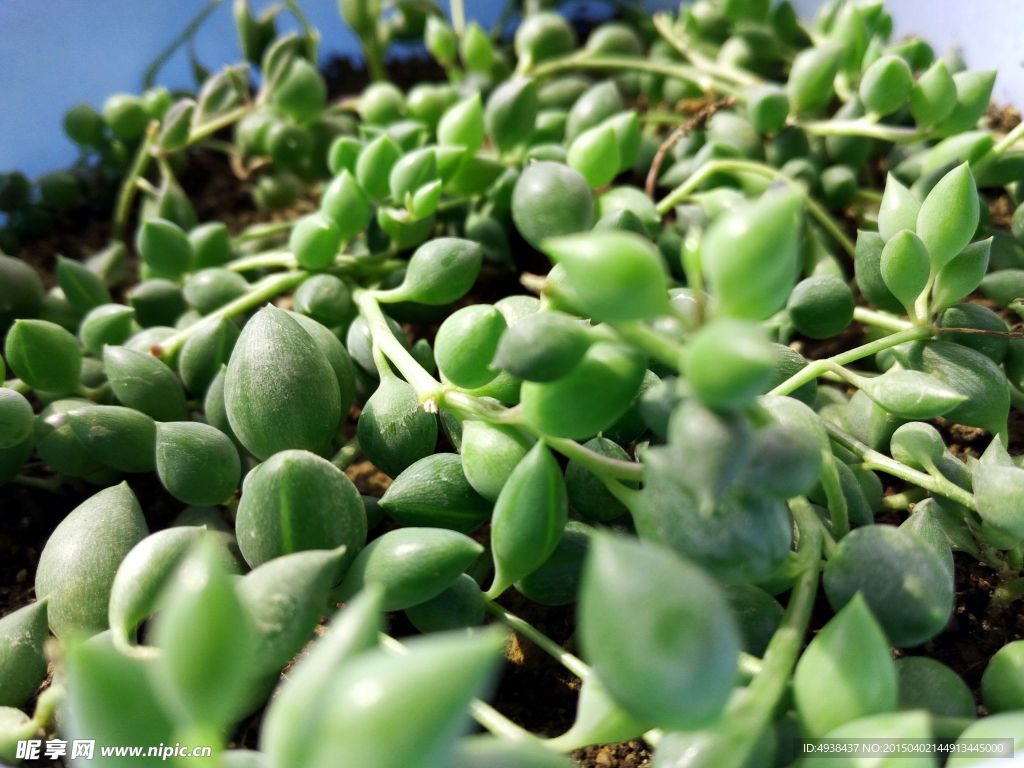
{"left": 529, "top": 52, "right": 734, "bottom": 95}
{"left": 331, "top": 435, "right": 361, "bottom": 471}
{"left": 796, "top": 119, "right": 926, "bottom": 144}
{"left": 914, "top": 274, "right": 935, "bottom": 324}
{"left": 186, "top": 104, "right": 253, "bottom": 145}
{"left": 973, "top": 120, "right": 1024, "bottom": 179}
{"left": 485, "top": 601, "right": 591, "bottom": 679}
{"left": 112, "top": 121, "right": 159, "bottom": 241}
{"left": 651, "top": 13, "right": 763, "bottom": 88}
{"left": 819, "top": 453, "right": 850, "bottom": 540}
{"left": 610, "top": 321, "right": 684, "bottom": 372}
{"left": 853, "top": 305, "right": 915, "bottom": 332}
{"left": 769, "top": 325, "right": 933, "bottom": 396}
{"left": 826, "top": 423, "right": 978, "bottom": 510}
{"left": 155, "top": 270, "right": 308, "bottom": 362}
{"left": 230, "top": 220, "right": 298, "bottom": 247}
{"left": 881, "top": 487, "right": 927, "bottom": 511}
{"left": 355, "top": 291, "right": 443, "bottom": 406}
{"left": 854, "top": 188, "right": 884, "bottom": 204}
{"left": 655, "top": 159, "right": 856, "bottom": 257}
{"left": 142, "top": 0, "right": 224, "bottom": 88}
{"left": 449, "top": 0, "right": 466, "bottom": 35}
{"left": 379, "top": 633, "right": 536, "bottom": 742}
{"left": 283, "top": 0, "right": 319, "bottom": 61}
{"left": 227, "top": 251, "right": 297, "bottom": 272}
{"left": 3, "top": 379, "right": 31, "bottom": 395}
{"left": 677, "top": 498, "right": 822, "bottom": 768}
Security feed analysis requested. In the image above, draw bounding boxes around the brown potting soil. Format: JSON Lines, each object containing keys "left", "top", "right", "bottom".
{"left": 3, "top": 54, "right": 1023, "bottom": 767}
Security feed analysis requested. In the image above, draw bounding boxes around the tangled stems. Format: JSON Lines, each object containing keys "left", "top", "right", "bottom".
{"left": 655, "top": 158, "right": 856, "bottom": 257}
{"left": 529, "top": 52, "right": 736, "bottom": 95}
{"left": 825, "top": 423, "right": 978, "bottom": 510}
{"left": 651, "top": 12, "right": 763, "bottom": 89}
{"left": 154, "top": 270, "right": 308, "bottom": 362}
{"left": 680, "top": 497, "right": 822, "bottom": 768}
{"left": 769, "top": 324, "right": 933, "bottom": 396}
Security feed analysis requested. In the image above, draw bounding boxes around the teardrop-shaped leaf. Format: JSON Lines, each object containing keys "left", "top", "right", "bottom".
{"left": 156, "top": 421, "right": 241, "bottom": 506}
{"left": 148, "top": 537, "right": 257, "bottom": 728}
{"left": 357, "top": 374, "right": 437, "bottom": 478}
{"left": 437, "top": 94, "right": 485, "bottom": 155}
{"left": 511, "top": 161, "right": 596, "bottom": 249}
{"left": 104, "top": 345, "right": 189, "bottom": 422}
{"left": 855, "top": 368, "right": 966, "bottom": 420}
{"left": 0, "top": 389, "right": 33, "bottom": 450}
{"left": 910, "top": 60, "right": 957, "bottom": 129}
{"left": 238, "top": 547, "right": 348, "bottom": 681}
{"left": 916, "top": 162, "right": 979, "bottom": 272}
{"left": 57, "top": 255, "right": 111, "bottom": 314}
{"left": 485, "top": 77, "right": 540, "bottom": 154}
{"left": 225, "top": 306, "right": 341, "bottom": 460}
{"left": 824, "top": 524, "right": 954, "bottom": 647}
{"left": 565, "top": 439, "right": 635, "bottom": 523}
{"left": 79, "top": 303, "right": 135, "bottom": 357}
{"left": 701, "top": 187, "right": 803, "bottom": 321}
{"left": 321, "top": 170, "right": 371, "bottom": 242}
{"left": 381, "top": 237, "right": 483, "bottom": 306}
{"left": 891, "top": 339, "right": 1010, "bottom": 437}
{"left": 932, "top": 238, "right": 991, "bottom": 312}
{"left": 487, "top": 440, "right": 568, "bottom": 599}
{"left": 300, "top": 629, "right": 506, "bottom": 768}
{"left": 67, "top": 404, "right": 157, "bottom": 473}
{"left": 136, "top": 217, "right": 194, "bottom": 281}
{"left": 35, "top": 482, "right": 149, "bottom": 638}
{"left": 492, "top": 310, "right": 592, "bottom": 383}
{"left": 332, "top": 527, "right": 483, "bottom": 610}
{"left": 5, "top": 318, "right": 82, "bottom": 393}
{"left": 579, "top": 534, "right": 740, "bottom": 731}
{"left": 380, "top": 453, "right": 491, "bottom": 533}
{"left": 880, "top": 230, "right": 930, "bottom": 308}
{"left": 854, "top": 230, "right": 906, "bottom": 314}
{"left": 405, "top": 573, "right": 486, "bottom": 634}
{"left": 179, "top": 316, "right": 240, "bottom": 398}
{"left": 540, "top": 231, "right": 669, "bottom": 323}
{"left": 0, "top": 599, "right": 49, "bottom": 708}
{"left": 793, "top": 592, "right": 897, "bottom": 737}
{"left": 974, "top": 463, "right": 1024, "bottom": 541}
{"left": 896, "top": 656, "right": 975, "bottom": 718}
{"left": 261, "top": 588, "right": 384, "bottom": 767}
{"left": 461, "top": 420, "right": 535, "bottom": 502}
{"left": 63, "top": 635, "right": 175, "bottom": 766}
{"left": 236, "top": 448, "right": 366, "bottom": 571}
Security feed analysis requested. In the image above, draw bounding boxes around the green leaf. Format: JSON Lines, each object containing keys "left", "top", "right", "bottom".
{"left": 565, "top": 81, "right": 624, "bottom": 143}
{"left": 701, "top": 187, "right": 803, "bottom": 320}
{"left": 380, "top": 453, "right": 491, "bottom": 533}
{"left": 0, "top": 388, "right": 33, "bottom": 449}
{"left": 786, "top": 44, "right": 842, "bottom": 115}
{"left": 746, "top": 84, "right": 789, "bottom": 134}
{"left": 182, "top": 268, "right": 249, "bottom": 315}
{"left": 149, "top": 537, "right": 257, "bottom": 728}
{"left": 981, "top": 269, "right": 1024, "bottom": 308}
{"left": 910, "top": 60, "right": 957, "bottom": 128}
{"left": 896, "top": 657, "right": 975, "bottom": 718}
{"left": 859, "top": 55, "right": 913, "bottom": 116}
{"left": 128, "top": 278, "right": 187, "bottom": 328}
{"left": 793, "top": 592, "right": 897, "bottom": 737}
{"left": 546, "top": 672, "right": 649, "bottom": 752}
{"left": 405, "top": 573, "right": 486, "bottom": 633}
{"left": 540, "top": 231, "right": 669, "bottom": 323}
{"left": 854, "top": 230, "right": 905, "bottom": 314}
{"left": 225, "top": 306, "right": 341, "bottom": 460}
{"left": 57, "top": 255, "right": 111, "bottom": 314}
{"left": 236, "top": 448, "right": 366, "bottom": 570}
{"left": 877, "top": 174, "right": 920, "bottom": 243}
{"left": 890, "top": 421, "right": 945, "bottom": 471}
{"left": 0, "top": 599, "right": 48, "bottom": 708}
{"left": 425, "top": 16, "right": 458, "bottom": 67}
{"left": 567, "top": 124, "right": 620, "bottom": 189}
{"left": 35, "top": 482, "right": 149, "bottom": 637}
{"left": 438, "top": 94, "right": 485, "bottom": 155}
{"left": 261, "top": 588, "right": 384, "bottom": 767}
{"left": 916, "top": 162, "right": 979, "bottom": 272}
{"left": 300, "top": 628, "right": 506, "bottom": 768}
{"left": 332, "top": 527, "right": 483, "bottom": 610}
{"left": 801, "top": 711, "right": 935, "bottom": 768}
{"left": 108, "top": 526, "right": 217, "bottom": 652}
{"left": 824, "top": 524, "right": 953, "bottom": 647}
{"left": 855, "top": 367, "right": 966, "bottom": 420}
{"left": 79, "top": 303, "right": 135, "bottom": 357}
{"left": 356, "top": 135, "right": 402, "bottom": 202}
{"left": 948, "top": 714, "right": 1024, "bottom": 767}
{"left": 321, "top": 170, "right": 371, "bottom": 242}
{"left": 294, "top": 273, "right": 354, "bottom": 327}
{"left": 511, "top": 161, "right": 596, "bottom": 249}
{"left": 136, "top": 217, "right": 193, "bottom": 281}
{"left": 385, "top": 237, "right": 483, "bottom": 306}
{"left": 492, "top": 310, "right": 592, "bottom": 383}
{"left": 156, "top": 421, "right": 241, "bottom": 506}
{"left": 460, "top": 22, "right": 493, "bottom": 73}
{"left": 5, "top": 318, "right": 82, "bottom": 393}
{"left": 104, "top": 345, "right": 189, "bottom": 421}
{"left": 787, "top": 275, "right": 854, "bottom": 339}
{"left": 485, "top": 77, "right": 539, "bottom": 154}
{"left": 891, "top": 339, "right": 1009, "bottom": 437}
{"left": 933, "top": 69, "right": 997, "bottom": 137}
{"left": 271, "top": 57, "right": 326, "bottom": 122}
{"left": 974, "top": 463, "right": 1024, "bottom": 542}
{"left": 579, "top": 534, "right": 740, "bottom": 730}
{"left": 357, "top": 374, "right": 437, "bottom": 478}
{"left": 487, "top": 440, "right": 568, "bottom": 598}
{"left": 515, "top": 520, "right": 592, "bottom": 606}
{"left": 63, "top": 635, "right": 175, "bottom": 767}
{"left": 932, "top": 238, "right": 991, "bottom": 312}
{"left": 0, "top": 254, "right": 44, "bottom": 332}
{"left": 461, "top": 420, "right": 535, "bottom": 502}
{"left": 521, "top": 342, "right": 646, "bottom": 439}
{"left": 514, "top": 12, "right": 576, "bottom": 68}
{"left": 238, "top": 547, "right": 349, "bottom": 682}
{"left": 982, "top": 640, "right": 1024, "bottom": 714}
{"left": 290, "top": 212, "right": 343, "bottom": 271}
{"left": 434, "top": 305, "right": 506, "bottom": 389}
{"left": 565, "top": 438, "right": 634, "bottom": 522}
{"left": 178, "top": 316, "right": 240, "bottom": 398}
{"left": 686, "top": 318, "right": 775, "bottom": 412}
{"left": 67, "top": 404, "right": 157, "bottom": 473}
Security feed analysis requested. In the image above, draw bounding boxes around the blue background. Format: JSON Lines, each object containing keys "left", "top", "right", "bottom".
{"left": 1, "top": 0, "right": 1023, "bottom": 180}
